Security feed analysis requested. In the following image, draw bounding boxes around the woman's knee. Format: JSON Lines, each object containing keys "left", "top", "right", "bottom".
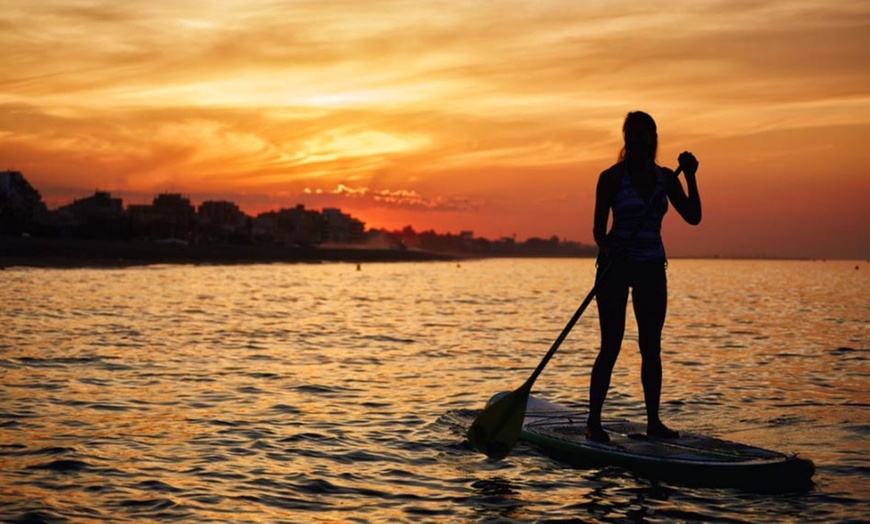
{"left": 595, "top": 344, "right": 621, "bottom": 367}
{"left": 638, "top": 340, "right": 662, "bottom": 359}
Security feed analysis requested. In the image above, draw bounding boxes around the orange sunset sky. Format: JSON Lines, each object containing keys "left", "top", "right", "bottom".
{"left": 2, "top": 1, "right": 868, "bottom": 259}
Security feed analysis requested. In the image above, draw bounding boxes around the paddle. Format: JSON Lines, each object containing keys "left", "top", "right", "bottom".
{"left": 466, "top": 165, "right": 683, "bottom": 459}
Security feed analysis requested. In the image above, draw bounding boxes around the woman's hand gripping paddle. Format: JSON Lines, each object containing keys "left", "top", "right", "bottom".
{"left": 466, "top": 165, "right": 683, "bottom": 459}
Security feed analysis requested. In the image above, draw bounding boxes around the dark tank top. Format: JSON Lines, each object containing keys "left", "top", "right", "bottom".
{"left": 608, "top": 167, "right": 668, "bottom": 262}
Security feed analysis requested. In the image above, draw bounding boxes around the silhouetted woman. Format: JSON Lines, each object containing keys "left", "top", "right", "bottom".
{"left": 586, "top": 111, "right": 701, "bottom": 442}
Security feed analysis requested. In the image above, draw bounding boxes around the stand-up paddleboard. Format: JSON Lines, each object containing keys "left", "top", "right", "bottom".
{"left": 491, "top": 393, "right": 815, "bottom": 491}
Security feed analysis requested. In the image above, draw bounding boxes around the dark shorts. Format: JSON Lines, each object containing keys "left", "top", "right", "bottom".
{"left": 596, "top": 253, "right": 667, "bottom": 291}
{"left": 595, "top": 253, "right": 668, "bottom": 348}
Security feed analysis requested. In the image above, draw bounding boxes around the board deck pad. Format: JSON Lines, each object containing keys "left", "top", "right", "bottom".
{"left": 511, "top": 394, "right": 814, "bottom": 491}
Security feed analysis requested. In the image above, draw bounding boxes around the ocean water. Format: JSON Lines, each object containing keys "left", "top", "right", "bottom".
{"left": 1, "top": 258, "right": 867, "bottom": 523}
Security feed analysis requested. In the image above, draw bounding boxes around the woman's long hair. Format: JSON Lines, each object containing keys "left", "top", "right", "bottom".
{"left": 618, "top": 111, "right": 658, "bottom": 162}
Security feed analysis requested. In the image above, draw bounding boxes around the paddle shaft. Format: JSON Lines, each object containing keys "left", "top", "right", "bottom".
{"left": 522, "top": 165, "right": 683, "bottom": 391}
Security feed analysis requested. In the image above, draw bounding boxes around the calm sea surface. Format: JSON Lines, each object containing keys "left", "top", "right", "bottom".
{"left": 1, "top": 259, "right": 868, "bottom": 523}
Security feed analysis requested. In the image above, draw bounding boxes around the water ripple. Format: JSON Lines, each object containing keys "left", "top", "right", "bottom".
{"left": 1, "top": 260, "right": 868, "bottom": 522}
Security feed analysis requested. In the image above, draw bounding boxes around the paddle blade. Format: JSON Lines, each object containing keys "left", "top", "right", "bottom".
{"left": 466, "top": 387, "right": 531, "bottom": 459}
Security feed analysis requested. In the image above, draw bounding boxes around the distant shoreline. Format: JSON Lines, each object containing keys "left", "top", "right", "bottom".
{"left": 1, "top": 237, "right": 859, "bottom": 269}
{"left": 0, "top": 237, "right": 462, "bottom": 268}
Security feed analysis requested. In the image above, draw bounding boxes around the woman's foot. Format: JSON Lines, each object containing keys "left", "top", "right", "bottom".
{"left": 647, "top": 421, "right": 679, "bottom": 439}
{"left": 585, "top": 425, "right": 610, "bottom": 443}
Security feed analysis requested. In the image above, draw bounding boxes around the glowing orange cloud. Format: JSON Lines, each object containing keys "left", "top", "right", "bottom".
{"left": 1, "top": 0, "right": 868, "bottom": 258}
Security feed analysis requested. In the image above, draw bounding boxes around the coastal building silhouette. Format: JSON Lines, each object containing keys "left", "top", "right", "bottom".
{"left": 253, "top": 204, "right": 323, "bottom": 246}
{"left": 126, "top": 203, "right": 159, "bottom": 238}
{"left": 0, "top": 170, "right": 49, "bottom": 234}
{"left": 56, "top": 191, "right": 126, "bottom": 237}
{"left": 58, "top": 191, "right": 123, "bottom": 217}
{"left": 198, "top": 201, "right": 250, "bottom": 243}
{"left": 322, "top": 208, "right": 364, "bottom": 243}
{"left": 1, "top": 170, "right": 597, "bottom": 258}
{"left": 152, "top": 193, "right": 195, "bottom": 240}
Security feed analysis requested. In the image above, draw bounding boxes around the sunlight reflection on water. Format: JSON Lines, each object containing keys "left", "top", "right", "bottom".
{"left": 1, "top": 259, "right": 868, "bottom": 522}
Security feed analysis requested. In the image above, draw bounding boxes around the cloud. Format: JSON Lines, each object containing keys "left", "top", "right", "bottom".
{"left": 1, "top": 0, "right": 868, "bottom": 257}
{"left": 302, "top": 183, "right": 474, "bottom": 212}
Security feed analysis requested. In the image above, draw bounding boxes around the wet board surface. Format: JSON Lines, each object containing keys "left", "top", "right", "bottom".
{"left": 515, "top": 394, "right": 814, "bottom": 491}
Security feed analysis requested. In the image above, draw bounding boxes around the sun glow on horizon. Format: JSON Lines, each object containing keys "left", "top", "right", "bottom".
{"left": 1, "top": 0, "right": 868, "bottom": 258}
